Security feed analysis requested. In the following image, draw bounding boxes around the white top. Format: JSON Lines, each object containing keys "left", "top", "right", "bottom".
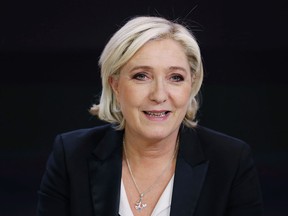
{"left": 119, "top": 175, "right": 175, "bottom": 216}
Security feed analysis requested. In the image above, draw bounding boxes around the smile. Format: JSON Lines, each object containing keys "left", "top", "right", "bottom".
{"left": 143, "top": 111, "right": 170, "bottom": 117}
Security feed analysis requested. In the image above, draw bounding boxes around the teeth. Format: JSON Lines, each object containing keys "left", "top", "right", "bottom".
{"left": 145, "top": 111, "right": 167, "bottom": 117}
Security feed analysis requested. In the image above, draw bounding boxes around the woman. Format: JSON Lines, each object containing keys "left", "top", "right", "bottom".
{"left": 37, "top": 16, "right": 263, "bottom": 216}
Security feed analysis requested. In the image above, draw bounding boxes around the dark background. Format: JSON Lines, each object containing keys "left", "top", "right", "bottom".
{"left": 1, "top": 0, "right": 287, "bottom": 215}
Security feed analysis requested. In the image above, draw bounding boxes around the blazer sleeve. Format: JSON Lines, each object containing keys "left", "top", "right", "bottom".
{"left": 37, "top": 134, "right": 70, "bottom": 216}
{"left": 226, "top": 143, "right": 263, "bottom": 216}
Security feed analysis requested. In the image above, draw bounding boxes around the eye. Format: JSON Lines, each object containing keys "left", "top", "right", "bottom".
{"left": 170, "top": 74, "right": 184, "bottom": 82}
{"left": 132, "top": 72, "right": 149, "bottom": 81}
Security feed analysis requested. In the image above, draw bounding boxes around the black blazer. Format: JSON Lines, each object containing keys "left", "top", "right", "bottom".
{"left": 37, "top": 124, "right": 263, "bottom": 216}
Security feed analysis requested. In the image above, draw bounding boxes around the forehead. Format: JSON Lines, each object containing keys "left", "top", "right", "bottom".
{"left": 123, "top": 38, "right": 189, "bottom": 70}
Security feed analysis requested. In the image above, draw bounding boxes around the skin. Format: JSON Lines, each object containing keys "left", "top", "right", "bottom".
{"left": 110, "top": 38, "right": 193, "bottom": 148}
{"left": 110, "top": 38, "right": 194, "bottom": 215}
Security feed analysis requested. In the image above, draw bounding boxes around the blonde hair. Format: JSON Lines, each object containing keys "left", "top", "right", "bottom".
{"left": 90, "top": 16, "right": 204, "bottom": 129}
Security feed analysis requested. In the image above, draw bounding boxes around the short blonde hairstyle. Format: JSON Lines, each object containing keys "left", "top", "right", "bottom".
{"left": 90, "top": 16, "right": 204, "bottom": 130}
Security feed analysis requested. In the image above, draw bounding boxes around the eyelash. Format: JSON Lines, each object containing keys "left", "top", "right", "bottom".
{"left": 132, "top": 73, "right": 148, "bottom": 81}
{"left": 131, "top": 72, "right": 184, "bottom": 82}
{"left": 170, "top": 74, "right": 184, "bottom": 82}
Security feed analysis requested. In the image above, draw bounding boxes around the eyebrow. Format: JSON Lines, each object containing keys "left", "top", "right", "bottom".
{"left": 129, "top": 65, "right": 188, "bottom": 73}
{"left": 168, "top": 66, "right": 188, "bottom": 73}
{"left": 129, "top": 66, "right": 152, "bottom": 71}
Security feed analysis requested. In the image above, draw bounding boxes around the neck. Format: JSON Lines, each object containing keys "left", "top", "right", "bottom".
{"left": 123, "top": 134, "right": 179, "bottom": 171}
{"left": 122, "top": 133, "right": 178, "bottom": 214}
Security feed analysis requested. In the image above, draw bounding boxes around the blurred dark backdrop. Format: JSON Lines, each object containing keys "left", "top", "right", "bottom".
{"left": 1, "top": 0, "right": 287, "bottom": 215}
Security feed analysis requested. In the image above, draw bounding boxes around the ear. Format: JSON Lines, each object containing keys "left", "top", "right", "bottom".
{"left": 109, "top": 76, "right": 119, "bottom": 96}
{"left": 191, "top": 71, "right": 196, "bottom": 83}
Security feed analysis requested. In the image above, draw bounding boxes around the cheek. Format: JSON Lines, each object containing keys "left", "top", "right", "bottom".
{"left": 172, "top": 87, "right": 192, "bottom": 108}
{"left": 117, "top": 84, "right": 144, "bottom": 107}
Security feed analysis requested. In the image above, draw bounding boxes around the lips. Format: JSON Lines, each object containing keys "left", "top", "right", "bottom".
{"left": 143, "top": 111, "right": 170, "bottom": 117}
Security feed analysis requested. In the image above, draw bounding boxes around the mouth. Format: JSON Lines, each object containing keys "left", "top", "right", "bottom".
{"left": 143, "top": 111, "right": 171, "bottom": 118}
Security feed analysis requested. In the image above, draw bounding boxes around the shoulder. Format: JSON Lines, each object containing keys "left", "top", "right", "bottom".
{"left": 194, "top": 125, "right": 247, "bottom": 147}
{"left": 59, "top": 123, "right": 113, "bottom": 142}
{"left": 191, "top": 125, "right": 252, "bottom": 161}
{"left": 51, "top": 124, "right": 117, "bottom": 157}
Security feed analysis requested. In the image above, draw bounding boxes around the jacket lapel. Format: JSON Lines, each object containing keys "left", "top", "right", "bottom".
{"left": 170, "top": 127, "right": 209, "bottom": 216}
{"left": 87, "top": 126, "right": 208, "bottom": 216}
{"left": 88, "top": 127, "right": 124, "bottom": 216}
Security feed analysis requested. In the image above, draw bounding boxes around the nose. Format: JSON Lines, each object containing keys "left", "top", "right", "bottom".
{"left": 149, "top": 78, "right": 168, "bottom": 104}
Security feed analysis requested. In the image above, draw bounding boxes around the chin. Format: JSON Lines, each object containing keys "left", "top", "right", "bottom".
{"left": 141, "top": 126, "right": 178, "bottom": 141}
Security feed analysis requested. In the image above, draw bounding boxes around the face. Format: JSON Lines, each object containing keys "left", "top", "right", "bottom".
{"left": 110, "top": 38, "right": 193, "bottom": 142}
